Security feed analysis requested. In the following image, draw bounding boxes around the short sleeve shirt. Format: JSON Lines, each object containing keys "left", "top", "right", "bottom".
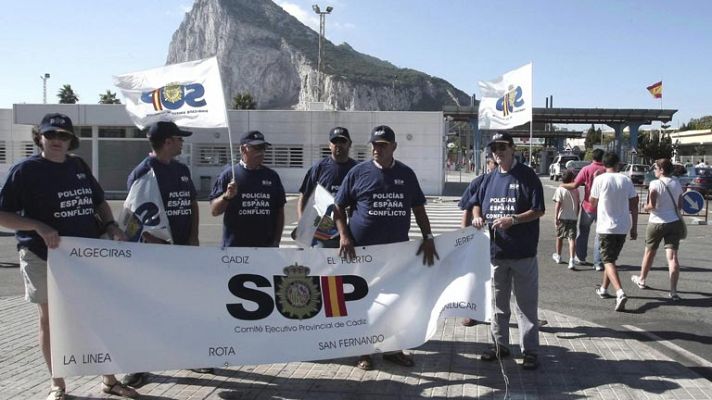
{"left": 590, "top": 173, "right": 637, "bottom": 234}
{"left": 0, "top": 155, "right": 104, "bottom": 260}
{"left": 127, "top": 156, "right": 197, "bottom": 245}
{"left": 648, "top": 177, "right": 683, "bottom": 224}
{"left": 467, "top": 162, "right": 545, "bottom": 259}
{"left": 334, "top": 160, "right": 426, "bottom": 246}
{"left": 458, "top": 173, "right": 488, "bottom": 210}
{"left": 552, "top": 187, "right": 580, "bottom": 221}
{"left": 210, "top": 164, "right": 286, "bottom": 247}
{"left": 299, "top": 157, "right": 358, "bottom": 198}
{"left": 574, "top": 161, "right": 605, "bottom": 213}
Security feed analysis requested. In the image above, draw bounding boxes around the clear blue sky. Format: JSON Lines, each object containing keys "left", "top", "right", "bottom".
{"left": 3, "top": 0, "right": 710, "bottom": 129}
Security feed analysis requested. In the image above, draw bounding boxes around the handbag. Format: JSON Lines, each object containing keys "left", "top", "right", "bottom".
{"left": 661, "top": 180, "right": 687, "bottom": 239}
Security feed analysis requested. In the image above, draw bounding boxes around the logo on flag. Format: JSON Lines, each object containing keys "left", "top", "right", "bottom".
{"left": 114, "top": 56, "right": 228, "bottom": 129}
{"left": 647, "top": 81, "right": 663, "bottom": 99}
{"left": 118, "top": 169, "right": 173, "bottom": 243}
{"left": 478, "top": 63, "right": 533, "bottom": 130}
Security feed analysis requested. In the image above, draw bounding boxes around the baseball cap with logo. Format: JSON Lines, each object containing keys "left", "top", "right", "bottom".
{"left": 39, "top": 113, "right": 74, "bottom": 135}
{"left": 329, "top": 127, "right": 351, "bottom": 143}
{"left": 146, "top": 121, "right": 192, "bottom": 141}
{"left": 240, "top": 130, "right": 271, "bottom": 146}
{"left": 487, "top": 131, "right": 515, "bottom": 148}
{"left": 369, "top": 125, "right": 396, "bottom": 144}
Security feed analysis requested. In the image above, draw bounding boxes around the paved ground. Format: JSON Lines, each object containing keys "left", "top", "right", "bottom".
{"left": 2, "top": 192, "right": 712, "bottom": 399}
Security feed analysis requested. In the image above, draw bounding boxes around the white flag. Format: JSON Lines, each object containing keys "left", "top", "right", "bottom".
{"left": 294, "top": 184, "right": 339, "bottom": 247}
{"left": 478, "top": 63, "right": 533, "bottom": 130}
{"left": 118, "top": 169, "right": 173, "bottom": 243}
{"left": 113, "top": 57, "right": 228, "bottom": 129}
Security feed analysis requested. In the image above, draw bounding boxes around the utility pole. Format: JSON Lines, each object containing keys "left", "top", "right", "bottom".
{"left": 312, "top": 4, "right": 333, "bottom": 102}
{"left": 41, "top": 73, "right": 50, "bottom": 104}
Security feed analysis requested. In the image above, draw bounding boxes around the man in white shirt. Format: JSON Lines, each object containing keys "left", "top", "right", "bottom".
{"left": 589, "top": 152, "right": 639, "bottom": 312}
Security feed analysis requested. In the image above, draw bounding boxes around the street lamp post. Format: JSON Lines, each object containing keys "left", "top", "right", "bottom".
{"left": 312, "top": 4, "right": 332, "bottom": 102}
{"left": 40, "top": 73, "right": 50, "bottom": 104}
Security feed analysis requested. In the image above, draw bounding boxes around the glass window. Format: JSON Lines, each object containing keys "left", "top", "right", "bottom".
{"left": 98, "top": 126, "right": 126, "bottom": 138}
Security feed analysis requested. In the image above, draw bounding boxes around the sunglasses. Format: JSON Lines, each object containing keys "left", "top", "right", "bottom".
{"left": 247, "top": 144, "right": 267, "bottom": 152}
{"left": 42, "top": 131, "right": 74, "bottom": 141}
{"left": 489, "top": 142, "right": 510, "bottom": 152}
{"left": 330, "top": 138, "right": 348, "bottom": 144}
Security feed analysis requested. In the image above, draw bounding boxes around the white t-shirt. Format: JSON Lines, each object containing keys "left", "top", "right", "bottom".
{"left": 648, "top": 177, "right": 683, "bottom": 224}
{"left": 590, "top": 172, "right": 638, "bottom": 235}
{"left": 552, "top": 187, "right": 580, "bottom": 221}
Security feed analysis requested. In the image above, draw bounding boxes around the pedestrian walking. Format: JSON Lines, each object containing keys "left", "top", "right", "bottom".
{"left": 333, "top": 125, "right": 438, "bottom": 371}
{"left": 589, "top": 152, "right": 638, "bottom": 312}
{"left": 210, "top": 130, "right": 286, "bottom": 248}
{"left": 0, "top": 113, "right": 138, "bottom": 399}
{"left": 468, "top": 131, "right": 545, "bottom": 370}
{"left": 560, "top": 148, "right": 605, "bottom": 270}
{"left": 552, "top": 170, "right": 580, "bottom": 270}
{"left": 631, "top": 158, "right": 685, "bottom": 301}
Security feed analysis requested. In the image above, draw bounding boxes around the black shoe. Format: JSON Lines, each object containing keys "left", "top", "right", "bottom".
{"left": 121, "top": 372, "right": 146, "bottom": 388}
{"left": 190, "top": 368, "right": 215, "bottom": 374}
{"left": 522, "top": 353, "right": 539, "bottom": 370}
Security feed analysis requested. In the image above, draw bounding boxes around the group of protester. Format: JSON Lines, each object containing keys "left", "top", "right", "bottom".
{"left": 0, "top": 114, "right": 442, "bottom": 399}
{"left": 0, "top": 112, "right": 688, "bottom": 399}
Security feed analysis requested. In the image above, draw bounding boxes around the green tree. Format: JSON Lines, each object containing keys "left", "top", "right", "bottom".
{"left": 98, "top": 90, "right": 121, "bottom": 104}
{"left": 232, "top": 92, "right": 256, "bottom": 109}
{"left": 637, "top": 131, "right": 673, "bottom": 164}
{"left": 680, "top": 115, "right": 712, "bottom": 131}
{"left": 57, "top": 84, "right": 79, "bottom": 104}
{"left": 584, "top": 124, "right": 602, "bottom": 149}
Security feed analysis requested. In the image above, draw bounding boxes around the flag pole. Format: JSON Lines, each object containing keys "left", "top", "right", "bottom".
{"left": 215, "top": 63, "right": 237, "bottom": 182}
{"left": 529, "top": 62, "right": 534, "bottom": 166}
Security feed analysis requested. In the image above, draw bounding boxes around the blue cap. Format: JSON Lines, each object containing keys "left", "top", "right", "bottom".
{"left": 146, "top": 121, "right": 192, "bottom": 140}
{"left": 240, "top": 130, "right": 271, "bottom": 146}
{"left": 39, "top": 113, "right": 74, "bottom": 135}
{"left": 369, "top": 125, "right": 396, "bottom": 143}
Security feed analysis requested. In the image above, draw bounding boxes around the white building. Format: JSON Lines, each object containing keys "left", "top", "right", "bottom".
{"left": 4, "top": 105, "right": 447, "bottom": 197}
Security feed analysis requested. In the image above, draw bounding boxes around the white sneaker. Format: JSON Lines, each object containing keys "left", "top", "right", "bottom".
{"left": 574, "top": 256, "right": 586, "bottom": 265}
{"left": 552, "top": 253, "right": 562, "bottom": 264}
{"left": 595, "top": 286, "right": 611, "bottom": 298}
{"left": 568, "top": 260, "right": 575, "bottom": 270}
{"left": 615, "top": 292, "right": 628, "bottom": 312}
{"left": 631, "top": 275, "right": 646, "bottom": 289}
{"left": 594, "top": 264, "right": 604, "bottom": 271}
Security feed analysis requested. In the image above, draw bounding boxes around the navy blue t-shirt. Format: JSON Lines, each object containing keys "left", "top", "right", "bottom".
{"left": 299, "top": 157, "right": 358, "bottom": 197}
{"left": 127, "top": 157, "right": 197, "bottom": 245}
{"left": 334, "top": 160, "right": 426, "bottom": 246}
{"left": 0, "top": 154, "right": 104, "bottom": 260}
{"left": 210, "top": 164, "right": 286, "bottom": 247}
{"left": 466, "top": 162, "right": 545, "bottom": 259}
{"left": 458, "top": 173, "right": 489, "bottom": 210}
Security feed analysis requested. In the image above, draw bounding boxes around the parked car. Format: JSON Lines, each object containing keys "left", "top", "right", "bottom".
{"left": 549, "top": 154, "right": 580, "bottom": 181}
{"left": 622, "top": 164, "right": 648, "bottom": 185}
{"left": 688, "top": 167, "right": 712, "bottom": 197}
{"left": 565, "top": 160, "right": 590, "bottom": 178}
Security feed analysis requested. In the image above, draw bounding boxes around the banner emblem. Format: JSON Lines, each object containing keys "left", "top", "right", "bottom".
{"left": 275, "top": 263, "right": 322, "bottom": 319}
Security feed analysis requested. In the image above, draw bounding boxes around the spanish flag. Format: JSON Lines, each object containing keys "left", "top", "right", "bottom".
{"left": 647, "top": 81, "right": 663, "bottom": 99}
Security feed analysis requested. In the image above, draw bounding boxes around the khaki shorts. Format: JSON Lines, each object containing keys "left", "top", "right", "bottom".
{"left": 645, "top": 220, "right": 683, "bottom": 250}
{"left": 19, "top": 248, "right": 48, "bottom": 304}
{"left": 599, "top": 234, "right": 626, "bottom": 264}
{"left": 556, "top": 220, "right": 577, "bottom": 240}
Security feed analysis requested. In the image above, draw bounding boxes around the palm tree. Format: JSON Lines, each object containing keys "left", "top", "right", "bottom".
{"left": 57, "top": 84, "right": 79, "bottom": 104}
{"left": 232, "top": 92, "right": 256, "bottom": 109}
{"left": 99, "top": 90, "right": 121, "bottom": 104}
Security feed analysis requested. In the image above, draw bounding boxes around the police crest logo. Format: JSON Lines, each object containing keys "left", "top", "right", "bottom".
{"left": 163, "top": 83, "right": 183, "bottom": 104}
{"left": 275, "top": 263, "right": 322, "bottom": 319}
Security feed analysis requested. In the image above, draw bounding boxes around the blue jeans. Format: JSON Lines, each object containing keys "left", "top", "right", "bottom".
{"left": 576, "top": 209, "right": 602, "bottom": 267}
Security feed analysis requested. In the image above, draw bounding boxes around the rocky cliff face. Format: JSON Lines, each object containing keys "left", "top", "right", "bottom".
{"left": 167, "top": 0, "right": 470, "bottom": 110}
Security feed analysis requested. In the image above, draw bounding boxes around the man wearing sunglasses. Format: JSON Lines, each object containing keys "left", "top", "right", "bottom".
{"left": 210, "top": 130, "right": 286, "bottom": 248}
{"left": 296, "top": 126, "right": 358, "bottom": 247}
{"left": 466, "top": 131, "right": 545, "bottom": 370}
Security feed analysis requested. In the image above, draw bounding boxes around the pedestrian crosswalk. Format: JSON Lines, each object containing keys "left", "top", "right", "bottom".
{"left": 280, "top": 197, "right": 464, "bottom": 248}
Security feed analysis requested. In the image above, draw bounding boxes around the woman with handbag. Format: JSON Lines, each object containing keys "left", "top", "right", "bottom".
{"left": 631, "top": 158, "right": 686, "bottom": 301}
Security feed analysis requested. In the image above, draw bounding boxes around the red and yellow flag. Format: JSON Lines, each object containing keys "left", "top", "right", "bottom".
{"left": 647, "top": 81, "right": 663, "bottom": 99}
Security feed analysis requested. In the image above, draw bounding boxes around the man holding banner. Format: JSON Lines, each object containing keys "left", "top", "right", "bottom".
{"left": 122, "top": 121, "right": 204, "bottom": 387}
{"left": 210, "top": 130, "right": 286, "bottom": 247}
{"left": 296, "top": 126, "right": 358, "bottom": 247}
{"left": 333, "top": 125, "right": 438, "bottom": 371}
{"left": 468, "top": 131, "right": 545, "bottom": 371}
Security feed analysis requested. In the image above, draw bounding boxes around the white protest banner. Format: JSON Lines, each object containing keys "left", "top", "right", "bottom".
{"left": 118, "top": 169, "right": 173, "bottom": 243}
{"left": 478, "top": 63, "right": 533, "bottom": 130}
{"left": 113, "top": 57, "right": 228, "bottom": 129}
{"left": 48, "top": 228, "right": 491, "bottom": 377}
{"left": 294, "top": 184, "right": 338, "bottom": 247}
